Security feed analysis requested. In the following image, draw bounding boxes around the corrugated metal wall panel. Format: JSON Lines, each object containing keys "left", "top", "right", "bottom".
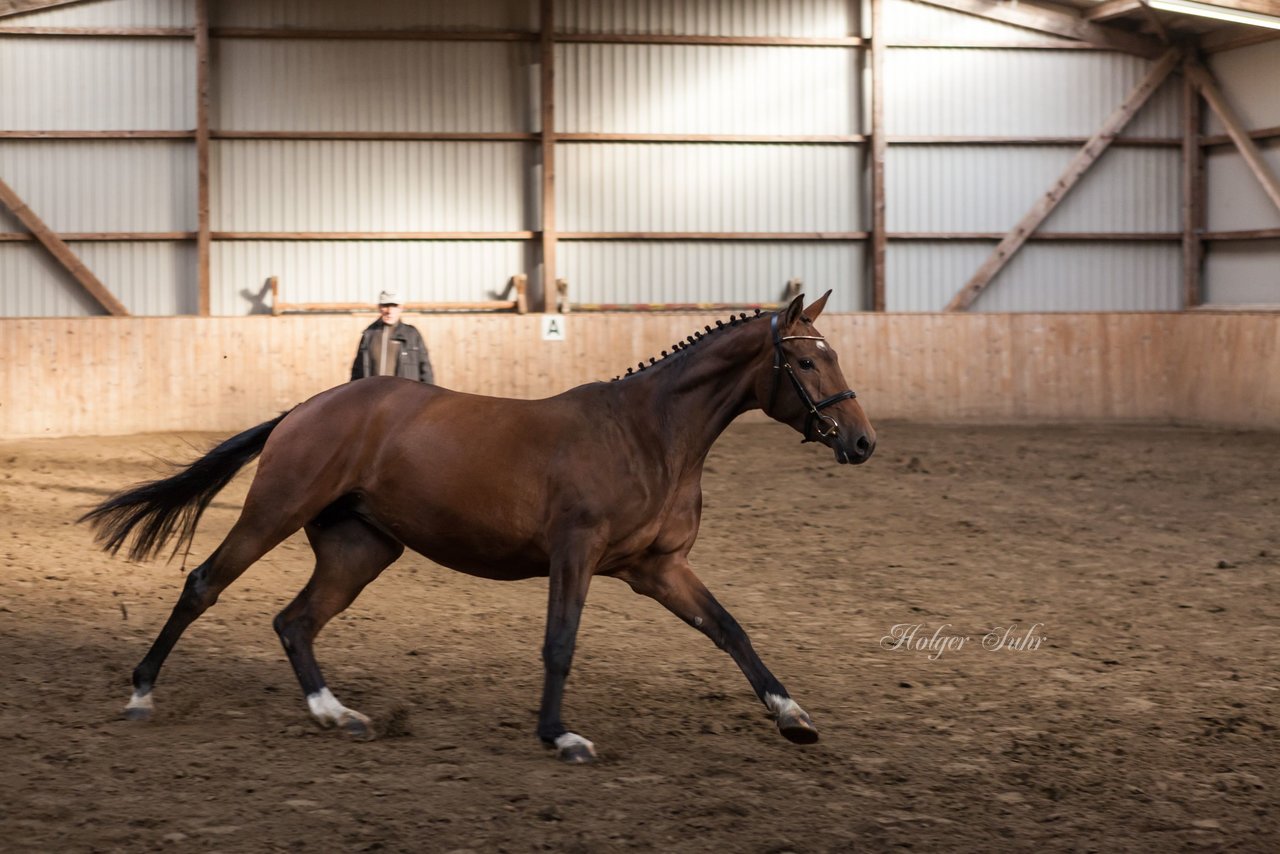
{"left": 0, "top": 0, "right": 1225, "bottom": 317}
{"left": 213, "top": 39, "right": 537, "bottom": 132}
{"left": 8, "top": 0, "right": 194, "bottom": 27}
{"left": 212, "top": 0, "right": 537, "bottom": 30}
{"left": 557, "top": 0, "right": 857, "bottom": 36}
{"left": 72, "top": 242, "right": 199, "bottom": 315}
{"left": 1204, "top": 41, "right": 1280, "bottom": 135}
{"left": 0, "top": 242, "right": 196, "bottom": 316}
{"left": 0, "top": 244, "right": 102, "bottom": 316}
{"left": 0, "top": 38, "right": 194, "bottom": 130}
{"left": 1199, "top": 43, "right": 1279, "bottom": 307}
{"left": 558, "top": 143, "right": 861, "bottom": 231}
{"left": 210, "top": 240, "right": 535, "bottom": 315}
{"left": 1205, "top": 143, "right": 1280, "bottom": 231}
{"left": 978, "top": 244, "right": 1181, "bottom": 312}
{"left": 886, "top": 146, "right": 1180, "bottom": 232}
{"left": 1204, "top": 241, "right": 1280, "bottom": 306}
{"left": 212, "top": 141, "right": 535, "bottom": 231}
{"left": 884, "top": 49, "right": 1181, "bottom": 138}
{"left": 558, "top": 44, "right": 859, "bottom": 134}
{"left": 557, "top": 241, "right": 866, "bottom": 310}
{"left": 0, "top": 141, "right": 195, "bottom": 232}
{"left": 888, "top": 242, "right": 1181, "bottom": 311}
{"left": 887, "top": 241, "right": 984, "bottom": 311}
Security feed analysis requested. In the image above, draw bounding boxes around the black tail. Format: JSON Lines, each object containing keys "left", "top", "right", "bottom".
{"left": 80, "top": 411, "right": 293, "bottom": 562}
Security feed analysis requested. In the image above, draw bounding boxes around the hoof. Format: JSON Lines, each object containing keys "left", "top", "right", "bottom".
{"left": 778, "top": 711, "right": 820, "bottom": 744}
{"left": 311, "top": 710, "right": 376, "bottom": 741}
{"left": 338, "top": 714, "right": 376, "bottom": 742}
{"left": 766, "top": 693, "right": 819, "bottom": 744}
{"left": 307, "top": 689, "right": 375, "bottom": 741}
{"left": 553, "top": 733, "right": 597, "bottom": 764}
{"left": 123, "top": 691, "right": 153, "bottom": 722}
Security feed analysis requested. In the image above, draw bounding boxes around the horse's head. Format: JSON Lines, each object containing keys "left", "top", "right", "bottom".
{"left": 755, "top": 291, "right": 876, "bottom": 465}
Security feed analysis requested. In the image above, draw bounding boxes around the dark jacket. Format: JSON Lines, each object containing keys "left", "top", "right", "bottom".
{"left": 351, "top": 320, "right": 434, "bottom": 383}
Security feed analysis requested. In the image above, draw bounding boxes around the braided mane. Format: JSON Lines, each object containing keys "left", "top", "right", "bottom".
{"left": 610, "top": 308, "right": 768, "bottom": 382}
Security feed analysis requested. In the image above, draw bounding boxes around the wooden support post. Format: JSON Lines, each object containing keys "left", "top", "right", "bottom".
{"left": 869, "top": 0, "right": 887, "bottom": 312}
{"left": 555, "top": 277, "right": 569, "bottom": 313}
{"left": 1182, "top": 57, "right": 1206, "bottom": 310}
{"left": 499, "top": 273, "right": 530, "bottom": 314}
{"left": 945, "top": 49, "right": 1180, "bottom": 312}
{"left": 515, "top": 274, "right": 529, "bottom": 314}
{"left": 1185, "top": 59, "right": 1280, "bottom": 217}
{"left": 539, "top": 0, "right": 557, "bottom": 313}
{"left": 195, "top": 0, "right": 211, "bottom": 315}
{"left": 0, "top": 176, "right": 129, "bottom": 315}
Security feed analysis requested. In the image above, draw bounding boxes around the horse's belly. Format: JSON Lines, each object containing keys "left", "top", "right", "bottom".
{"left": 373, "top": 509, "right": 550, "bottom": 581}
{"left": 411, "top": 542, "right": 549, "bottom": 581}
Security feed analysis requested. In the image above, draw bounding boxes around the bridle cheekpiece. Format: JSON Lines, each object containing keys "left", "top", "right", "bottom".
{"left": 768, "top": 312, "right": 857, "bottom": 443}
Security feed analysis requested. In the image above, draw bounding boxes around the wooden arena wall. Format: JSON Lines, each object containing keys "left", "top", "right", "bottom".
{"left": 1, "top": 312, "right": 1277, "bottom": 438}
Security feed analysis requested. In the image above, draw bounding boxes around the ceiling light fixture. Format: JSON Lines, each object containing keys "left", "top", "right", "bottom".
{"left": 1146, "top": 0, "right": 1280, "bottom": 30}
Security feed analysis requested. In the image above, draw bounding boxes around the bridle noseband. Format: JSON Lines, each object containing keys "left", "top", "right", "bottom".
{"left": 768, "top": 312, "right": 857, "bottom": 443}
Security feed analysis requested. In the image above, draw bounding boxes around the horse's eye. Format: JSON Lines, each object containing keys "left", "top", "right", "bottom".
{"left": 799, "top": 358, "right": 815, "bottom": 370}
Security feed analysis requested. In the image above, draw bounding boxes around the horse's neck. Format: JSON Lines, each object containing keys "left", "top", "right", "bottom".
{"left": 616, "top": 328, "right": 766, "bottom": 466}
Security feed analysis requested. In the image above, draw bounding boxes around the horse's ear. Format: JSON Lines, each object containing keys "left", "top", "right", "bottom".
{"left": 802, "top": 290, "right": 833, "bottom": 322}
{"left": 782, "top": 293, "right": 806, "bottom": 327}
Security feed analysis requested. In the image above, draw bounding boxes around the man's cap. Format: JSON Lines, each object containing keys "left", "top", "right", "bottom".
{"left": 378, "top": 290, "right": 402, "bottom": 306}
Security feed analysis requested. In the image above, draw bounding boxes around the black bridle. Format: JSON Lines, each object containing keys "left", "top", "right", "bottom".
{"left": 768, "top": 312, "right": 857, "bottom": 443}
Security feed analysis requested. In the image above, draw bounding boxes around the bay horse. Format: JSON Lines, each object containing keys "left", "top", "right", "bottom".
{"left": 81, "top": 292, "right": 875, "bottom": 763}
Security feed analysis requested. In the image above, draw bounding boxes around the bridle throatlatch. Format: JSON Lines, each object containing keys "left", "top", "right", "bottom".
{"left": 768, "top": 312, "right": 857, "bottom": 443}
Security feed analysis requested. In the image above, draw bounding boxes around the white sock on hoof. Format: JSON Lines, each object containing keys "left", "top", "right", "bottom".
{"left": 306, "top": 688, "right": 362, "bottom": 727}
{"left": 125, "top": 691, "right": 153, "bottom": 712}
{"left": 554, "top": 732, "right": 595, "bottom": 755}
{"left": 765, "top": 693, "right": 805, "bottom": 720}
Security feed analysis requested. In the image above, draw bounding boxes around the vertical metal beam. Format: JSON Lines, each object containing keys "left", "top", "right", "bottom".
{"left": 1181, "top": 56, "right": 1205, "bottom": 309}
{"left": 945, "top": 48, "right": 1180, "bottom": 312}
{"left": 869, "top": 0, "right": 887, "bottom": 311}
{"left": 195, "top": 0, "right": 211, "bottom": 315}
{"left": 539, "top": 0, "right": 557, "bottom": 312}
{"left": 1185, "top": 59, "right": 1280, "bottom": 217}
{"left": 0, "top": 176, "right": 129, "bottom": 315}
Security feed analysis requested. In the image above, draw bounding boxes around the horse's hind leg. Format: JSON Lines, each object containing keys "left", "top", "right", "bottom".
{"left": 274, "top": 513, "right": 403, "bottom": 740}
{"left": 126, "top": 516, "right": 299, "bottom": 720}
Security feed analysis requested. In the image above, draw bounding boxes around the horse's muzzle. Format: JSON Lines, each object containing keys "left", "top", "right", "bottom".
{"left": 833, "top": 431, "right": 875, "bottom": 465}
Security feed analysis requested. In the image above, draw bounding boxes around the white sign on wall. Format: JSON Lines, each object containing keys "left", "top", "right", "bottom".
{"left": 541, "top": 315, "right": 566, "bottom": 342}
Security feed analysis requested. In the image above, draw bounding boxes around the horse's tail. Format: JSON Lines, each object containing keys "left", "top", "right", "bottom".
{"left": 80, "top": 410, "right": 294, "bottom": 562}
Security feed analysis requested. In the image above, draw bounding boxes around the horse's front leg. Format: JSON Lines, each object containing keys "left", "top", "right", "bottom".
{"left": 537, "top": 529, "right": 604, "bottom": 763}
{"left": 622, "top": 555, "right": 819, "bottom": 744}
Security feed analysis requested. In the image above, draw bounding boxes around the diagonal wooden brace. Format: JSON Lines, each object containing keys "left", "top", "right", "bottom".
{"left": 944, "top": 48, "right": 1181, "bottom": 312}
{"left": 0, "top": 0, "right": 86, "bottom": 17}
{"left": 1184, "top": 59, "right": 1280, "bottom": 217}
{"left": 0, "top": 176, "right": 129, "bottom": 316}
{"left": 911, "top": 0, "right": 1166, "bottom": 59}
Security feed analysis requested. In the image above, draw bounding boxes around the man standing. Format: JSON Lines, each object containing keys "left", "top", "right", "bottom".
{"left": 350, "top": 290, "right": 435, "bottom": 383}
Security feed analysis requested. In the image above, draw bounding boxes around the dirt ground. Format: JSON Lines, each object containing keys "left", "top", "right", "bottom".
{"left": 1, "top": 419, "right": 1276, "bottom": 853}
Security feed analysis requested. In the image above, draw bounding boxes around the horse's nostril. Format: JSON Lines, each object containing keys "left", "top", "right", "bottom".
{"left": 855, "top": 435, "right": 871, "bottom": 454}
